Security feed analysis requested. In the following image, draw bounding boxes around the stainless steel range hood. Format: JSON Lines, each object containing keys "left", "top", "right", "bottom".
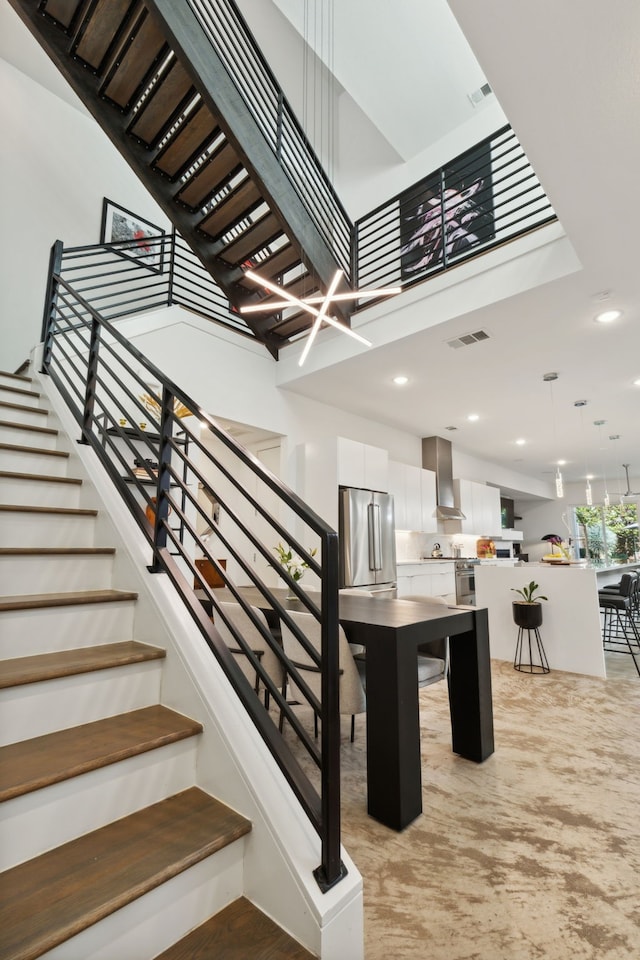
{"left": 422, "top": 436, "right": 466, "bottom": 520}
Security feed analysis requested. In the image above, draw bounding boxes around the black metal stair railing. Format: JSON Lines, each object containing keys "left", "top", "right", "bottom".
{"left": 40, "top": 254, "right": 346, "bottom": 892}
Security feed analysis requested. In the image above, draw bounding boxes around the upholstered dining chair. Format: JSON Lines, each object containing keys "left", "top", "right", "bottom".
{"left": 398, "top": 595, "right": 450, "bottom": 687}
{"left": 213, "top": 601, "right": 284, "bottom": 708}
{"left": 279, "top": 608, "right": 366, "bottom": 742}
{"left": 338, "top": 587, "right": 375, "bottom": 656}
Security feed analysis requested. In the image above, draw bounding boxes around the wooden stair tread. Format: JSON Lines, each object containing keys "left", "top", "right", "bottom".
{"left": 0, "top": 546, "right": 114, "bottom": 556}
{"left": 0, "top": 420, "right": 58, "bottom": 436}
{"left": 0, "top": 787, "right": 251, "bottom": 960}
{"left": 0, "top": 384, "right": 40, "bottom": 399}
{"left": 0, "top": 401, "right": 48, "bottom": 417}
{"left": 153, "top": 897, "right": 316, "bottom": 960}
{"left": 0, "top": 470, "right": 81, "bottom": 485}
{"left": 0, "top": 640, "right": 165, "bottom": 690}
{"left": 0, "top": 371, "right": 32, "bottom": 383}
{"left": 0, "top": 589, "right": 138, "bottom": 612}
{"left": 0, "top": 504, "right": 97, "bottom": 516}
{"left": 0, "top": 442, "right": 68, "bottom": 458}
{"left": 0, "top": 704, "right": 198, "bottom": 801}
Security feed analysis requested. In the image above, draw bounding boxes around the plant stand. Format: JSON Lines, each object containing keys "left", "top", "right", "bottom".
{"left": 512, "top": 601, "right": 550, "bottom": 674}
{"left": 514, "top": 626, "right": 550, "bottom": 674}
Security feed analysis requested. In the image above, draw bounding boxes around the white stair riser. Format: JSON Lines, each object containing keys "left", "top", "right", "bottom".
{"left": 43, "top": 844, "right": 245, "bottom": 960}
{"left": 0, "top": 600, "right": 137, "bottom": 658}
{"left": 0, "top": 553, "right": 114, "bottom": 594}
{"left": 0, "top": 448, "right": 69, "bottom": 477}
{"left": 0, "top": 375, "right": 32, "bottom": 389}
{"left": 0, "top": 425, "right": 58, "bottom": 449}
{"left": 0, "top": 476, "right": 81, "bottom": 508}
{"left": 0, "top": 660, "right": 164, "bottom": 746}
{"left": 0, "top": 738, "right": 198, "bottom": 871}
{"left": 0, "top": 511, "right": 96, "bottom": 547}
{"left": 0, "top": 387, "right": 43, "bottom": 409}
{"left": 0, "top": 405, "right": 50, "bottom": 427}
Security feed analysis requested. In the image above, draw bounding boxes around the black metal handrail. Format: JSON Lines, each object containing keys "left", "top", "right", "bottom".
{"left": 41, "top": 252, "right": 345, "bottom": 891}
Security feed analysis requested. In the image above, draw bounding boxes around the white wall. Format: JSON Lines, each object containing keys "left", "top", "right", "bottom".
{"left": 0, "top": 55, "right": 169, "bottom": 372}
{"left": 453, "top": 448, "right": 554, "bottom": 500}
{"left": 115, "top": 307, "right": 419, "bottom": 509}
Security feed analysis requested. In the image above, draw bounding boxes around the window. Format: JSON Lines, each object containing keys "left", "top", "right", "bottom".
{"left": 572, "top": 503, "right": 639, "bottom": 564}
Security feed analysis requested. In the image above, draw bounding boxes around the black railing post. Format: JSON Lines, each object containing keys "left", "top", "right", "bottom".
{"left": 276, "top": 91, "right": 284, "bottom": 161}
{"left": 167, "top": 230, "right": 177, "bottom": 305}
{"left": 314, "top": 529, "right": 346, "bottom": 892}
{"left": 439, "top": 167, "right": 448, "bottom": 270}
{"left": 149, "top": 386, "right": 174, "bottom": 572}
{"left": 79, "top": 312, "right": 101, "bottom": 444}
{"left": 40, "top": 240, "right": 64, "bottom": 374}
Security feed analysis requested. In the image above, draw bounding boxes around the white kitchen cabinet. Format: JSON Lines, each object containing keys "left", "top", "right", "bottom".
{"left": 453, "top": 478, "right": 501, "bottom": 536}
{"left": 389, "top": 461, "right": 436, "bottom": 531}
{"left": 420, "top": 468, "right": 437, "bottom": 531}
{"left": 475, "top": 484, "right": 501, "bottom": 536}
{"left": 396, "top": 561, "right": 455, "bottom": 599}
{"left": 337, "top": 437, "right": 388, "bottom": 491}
{"left": 388, "top": 460, "right": 407, "bottom": 529}
{"left": 453, "top": 478, "right": 476, "bottom": 534}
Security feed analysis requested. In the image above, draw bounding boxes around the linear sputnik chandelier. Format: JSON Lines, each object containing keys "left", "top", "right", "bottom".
{"left": 240, "top": 269, "right": 401, "bottom": 366}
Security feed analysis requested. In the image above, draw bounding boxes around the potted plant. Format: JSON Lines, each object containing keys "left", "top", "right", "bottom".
{"left": 511, "top": 580, "right": 548, "bottom": 629}
{"left": 274, "top": 542, "right": 317, "bottom": 598}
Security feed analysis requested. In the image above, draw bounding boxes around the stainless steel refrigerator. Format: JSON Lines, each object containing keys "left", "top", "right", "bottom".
{"left": 339, "top": 487, "right": 397, "bottom": 596}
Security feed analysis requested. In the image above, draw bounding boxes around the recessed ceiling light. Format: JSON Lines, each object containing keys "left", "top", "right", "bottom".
{"left": 393, "top": 375, "right": 409, "bottom": 386}
{"left": 634, "top": 378, "right": 640, "bottom": 387}
{"left": 557, "top": 460, "right": 567, "bottom": 466}
{"left": 595, "top": 309, "right": 621, "bottom": 323}
{"left": 515, "top": 438, "right": 526, "bottom": 445}
{"left": 467, "top": 413, "right": 479, "bottom": 422}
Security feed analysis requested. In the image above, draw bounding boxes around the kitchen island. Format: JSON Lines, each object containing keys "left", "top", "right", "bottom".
{"left": 475, "top": 561, "right": 639, "bottom": 678}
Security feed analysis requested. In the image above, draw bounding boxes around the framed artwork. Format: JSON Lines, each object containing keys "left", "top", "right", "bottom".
{"left": 100, "top": 198, "right": 165, "bottom": 272}
{"left": 399, "top": 141, "right": 495, "bottom": 280}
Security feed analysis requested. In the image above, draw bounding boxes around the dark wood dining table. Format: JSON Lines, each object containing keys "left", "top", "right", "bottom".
{"left": 204, "top": 587, "right": 494, "bottom": 831}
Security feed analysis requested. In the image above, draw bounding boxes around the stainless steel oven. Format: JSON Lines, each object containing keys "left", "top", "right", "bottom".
{"left": 455, "top": 559, "right": 479, "bottom": 605}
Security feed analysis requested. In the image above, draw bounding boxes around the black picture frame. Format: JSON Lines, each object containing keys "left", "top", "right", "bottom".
{"left": 100, "top": 198, "right": 165, "bottom": 273}
{"left": 399, "top": 141, "right": 495, "bottom": 280}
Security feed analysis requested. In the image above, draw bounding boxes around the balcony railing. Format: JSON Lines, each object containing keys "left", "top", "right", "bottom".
{"left": 353, "top": 125, "right": 556, "bottom": 303}
{"left": 44, "top": 232, "right": 254, "bottom": 343}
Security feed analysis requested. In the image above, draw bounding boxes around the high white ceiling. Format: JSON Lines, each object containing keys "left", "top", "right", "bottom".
{"left": 3, "top": 0, "right": 639, "bottom": 495}
{"left": 269, "top": 0, "right": 640, "bottom": 492}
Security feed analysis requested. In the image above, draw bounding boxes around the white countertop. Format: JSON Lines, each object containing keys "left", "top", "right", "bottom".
{"left": 397, "top": 558, "right": 455, "bottom": 565}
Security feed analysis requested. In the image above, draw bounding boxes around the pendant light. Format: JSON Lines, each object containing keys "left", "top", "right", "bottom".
{"left": 594, "top": 420, "right": 610, "bottom": 507}
{"left": 239, "top": 0, "right": 400, "bottom": 365}
{"left": 574, "top": 399, "right": 592, "bottom": 504}
{"left": 543, "top": 373, "right": 563, "bottom": 498}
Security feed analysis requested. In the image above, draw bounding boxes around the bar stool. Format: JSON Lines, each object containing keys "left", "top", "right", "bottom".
{"left": 598, "top": 573, "right": 640, "bottom": 676}
{"left": 600, "top": 570, "right": 639, "bottom": 623}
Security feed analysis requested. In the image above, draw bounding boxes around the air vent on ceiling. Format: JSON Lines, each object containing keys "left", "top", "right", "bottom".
{"left": 468, "top": 82, "right": 493, "bottom": 107}
{"left": 446, "top": 330, "right": 491, "bottom": 349}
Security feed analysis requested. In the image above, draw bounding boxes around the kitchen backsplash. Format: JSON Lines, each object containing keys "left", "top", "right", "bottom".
{"left": 395, "top": 531, "right": 480, "bottom": 560}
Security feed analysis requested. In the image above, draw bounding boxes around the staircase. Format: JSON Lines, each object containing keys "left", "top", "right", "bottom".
{"left": 8, "top": 0, "right": 353, "bottom": 353}
{"left": 0, "top": 368, "right": 315, "bottom": 959}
